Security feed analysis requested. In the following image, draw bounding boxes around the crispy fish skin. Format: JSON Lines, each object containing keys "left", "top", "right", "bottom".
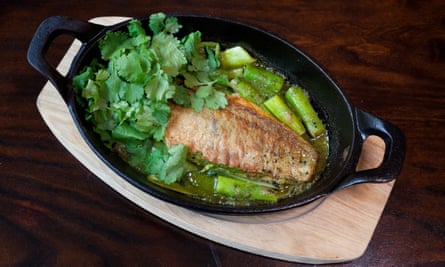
{"left": 165, "top": 95, "right": 319, "bottom": 181}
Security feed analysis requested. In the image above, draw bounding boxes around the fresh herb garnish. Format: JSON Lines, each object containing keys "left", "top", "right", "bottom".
{"left": 73, "top": 12, "right": 228, "bottom": 184}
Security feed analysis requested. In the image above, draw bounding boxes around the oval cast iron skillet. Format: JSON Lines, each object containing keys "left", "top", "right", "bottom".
{"left": 27, "top": 15, "right": 406, "bottom": 214}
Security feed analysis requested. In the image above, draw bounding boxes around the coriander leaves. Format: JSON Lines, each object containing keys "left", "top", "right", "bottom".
{"left": 74, "top": 13, "right": 228, "bottom": 184}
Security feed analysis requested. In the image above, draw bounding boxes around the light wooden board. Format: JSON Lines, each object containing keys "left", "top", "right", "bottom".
{"left": 35, "top": 16, "right": 395, "bottom": 264}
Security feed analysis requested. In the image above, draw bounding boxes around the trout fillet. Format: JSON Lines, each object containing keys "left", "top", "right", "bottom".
{"left": 165, "top": 95, "right": 319, "bottom": 181}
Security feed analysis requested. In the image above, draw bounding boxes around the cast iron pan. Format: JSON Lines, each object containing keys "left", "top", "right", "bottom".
{"left": 27, "top": 14, "right": 406, "bottom": 214}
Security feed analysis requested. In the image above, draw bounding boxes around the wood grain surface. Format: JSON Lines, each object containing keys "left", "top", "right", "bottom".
{"left": 2, "top": 1, "right": 445, "bottom": 266}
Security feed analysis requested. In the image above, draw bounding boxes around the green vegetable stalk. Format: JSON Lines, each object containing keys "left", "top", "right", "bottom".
{"left": 263, "top": 95, "right": 306, "bottom": 135}
{"left": 215, "top": 175, "right": 278, "bottom": 202}
{"left": 243, "top": 65, "right": 284, "bottom": 97}
{"left": 228, "top": 78, "right": 266, "bottom": 105}
{"left": 220, "top": 46, "right": 256, "bottom": 69}
{"left": 285, "top": 86, "right": 325, "bottom": 137}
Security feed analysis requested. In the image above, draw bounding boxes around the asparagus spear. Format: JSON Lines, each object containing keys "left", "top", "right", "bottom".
{"left": 228, "top": 78, "right": 266, "bottom": 105}
{"left": 215, "top": 175, "right": 278, "bottom": 202}
{"left": 285, "top": 86, "right": 325, "bottom": 137}
{"left": 243, "top": 65, "right": 284, "bottom": 97}
{"left": 220, "top": 46, "right": 256, "bottom": 69}
{"left": 227, "top": 65, "right": 286, "bottom": 108}
{"left": 263, "top": 95, "right": 306, "bottom": 135}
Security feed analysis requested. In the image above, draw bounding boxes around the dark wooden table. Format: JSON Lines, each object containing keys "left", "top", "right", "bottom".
{"left": 2, "top": 1, "right": 444, "bottom": 266}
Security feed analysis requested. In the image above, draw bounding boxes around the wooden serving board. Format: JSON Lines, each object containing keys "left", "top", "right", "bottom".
{"left": 36, "top": 17, "right": 395, "bottom": 264}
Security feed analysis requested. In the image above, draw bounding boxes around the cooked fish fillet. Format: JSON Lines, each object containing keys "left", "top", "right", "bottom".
{"left": 165, "top": 95, "right": 319, "bottom": 181}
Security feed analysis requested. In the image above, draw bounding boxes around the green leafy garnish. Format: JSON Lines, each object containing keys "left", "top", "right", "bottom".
{"left": 147, "top": 143, "right": 189, "bottom": 184}
{"left": 74, "top": 13, "right": 229, "bottom": 184}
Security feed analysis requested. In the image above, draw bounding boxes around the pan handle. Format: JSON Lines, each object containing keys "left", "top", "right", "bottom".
{"left": 335, "top": 108, "right": 406, "bottom": 191}
{"left": 27, "top": 16, "right": 105, "bottom": 102}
